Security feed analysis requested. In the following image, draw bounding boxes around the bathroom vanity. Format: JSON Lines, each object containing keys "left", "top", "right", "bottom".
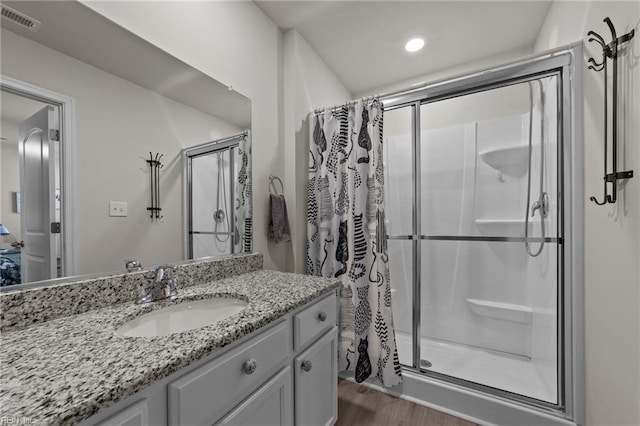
{"left": 0, "top": 254, "right": 340, "bottom": 426}
{"left": 87, "top": 292, "right": 338, "bottom": 426}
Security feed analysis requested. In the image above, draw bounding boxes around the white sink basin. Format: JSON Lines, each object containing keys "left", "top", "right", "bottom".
{"left": 116, "top": 298, "right": 249, "bottom": 337}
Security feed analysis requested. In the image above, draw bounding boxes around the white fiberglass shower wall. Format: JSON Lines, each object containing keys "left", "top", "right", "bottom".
{"left": 385, "top": 76, "right": 561, "bottom": 405}
{"left": 190, "top": 148, "right": 235, "bottom": 258}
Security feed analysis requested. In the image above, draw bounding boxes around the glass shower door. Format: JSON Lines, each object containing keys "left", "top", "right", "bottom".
{"left": 386, "top": 74, "right": 563, "bottom": 406}
{"left": 189, "top": 147, "right": 235, "bottom": 259}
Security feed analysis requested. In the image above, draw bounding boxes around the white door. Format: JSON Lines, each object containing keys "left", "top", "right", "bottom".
{"left": 19, "top": 106, "right": 56, "bottom": 283}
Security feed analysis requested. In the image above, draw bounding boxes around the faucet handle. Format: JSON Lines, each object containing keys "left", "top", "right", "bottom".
{"left": 136, "top": 265, "right": 178, "bottom": 304}
{"left": 125, "top": 259, "right": 143, "bottom": 272}
{"left": 167, "top": 278, "right": 178, "bottom": 298}
{"left": 530, "top": 200, "right": 541, "bottom": 217}
{"left": 155, "top": 265, "right": 177, "bottom": 277}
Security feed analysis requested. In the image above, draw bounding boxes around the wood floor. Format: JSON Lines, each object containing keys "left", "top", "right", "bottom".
{"left": 336, "top": 379, "right": 477, "bottom": 426}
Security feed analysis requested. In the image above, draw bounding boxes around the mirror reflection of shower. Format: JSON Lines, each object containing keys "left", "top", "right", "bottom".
{"left": 184, "top": 131, "right": 251, "bottom": 260}
{"left": 525, "top": 80, "right": 548, "bottom": 257}
{"left": 213, "top": 151, "right": 230, "bottom": 245}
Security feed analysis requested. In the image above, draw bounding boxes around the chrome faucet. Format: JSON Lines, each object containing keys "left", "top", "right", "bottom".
{"left": 136, "top": 265, "right": 178, "bottom": 304}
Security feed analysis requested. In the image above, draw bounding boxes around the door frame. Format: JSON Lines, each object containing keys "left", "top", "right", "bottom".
{"left": 1, "top": 75, "right": 76, "bottom": 279}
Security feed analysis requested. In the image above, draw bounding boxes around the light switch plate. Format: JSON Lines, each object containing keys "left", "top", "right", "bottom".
{"left": 109, "top": 201, "right": 127, "bottom": 217}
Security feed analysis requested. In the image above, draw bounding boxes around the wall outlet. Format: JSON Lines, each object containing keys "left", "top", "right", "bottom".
{"left": 109, "top": 201, "right": 127, "bottom": 217}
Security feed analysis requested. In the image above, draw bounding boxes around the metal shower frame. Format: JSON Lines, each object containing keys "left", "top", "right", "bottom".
{"left": 182, "top": 131, "right": 249, "bottom": 260}
{"left": 380, "top": 47, "right": 584, "bottom": 423}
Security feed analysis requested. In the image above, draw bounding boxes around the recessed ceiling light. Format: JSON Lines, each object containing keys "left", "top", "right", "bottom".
{"left": 405, "top": 37, "right": 425, "bottom": 53}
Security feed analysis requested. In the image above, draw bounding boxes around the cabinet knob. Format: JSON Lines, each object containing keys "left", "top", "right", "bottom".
{"left": 242, "top": 359, "right": 257, "bottom": 375}
{"left": 301, "top": 360, "right": 313, "bottom": 372}
{"left": 317, "top": 311, "right": 327, "bottom": 322}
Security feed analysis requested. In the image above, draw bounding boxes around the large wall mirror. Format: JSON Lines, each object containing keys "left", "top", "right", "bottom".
{"left": 0, "top": 1, "right": 252, "bottom": 289}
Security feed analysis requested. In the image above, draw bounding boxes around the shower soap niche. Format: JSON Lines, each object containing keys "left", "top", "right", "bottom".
{"left": 479, "top": 145, "right": 529, "bottom": 176}
{"left": 467, "top": 298, "right": 533, "bottom": 324}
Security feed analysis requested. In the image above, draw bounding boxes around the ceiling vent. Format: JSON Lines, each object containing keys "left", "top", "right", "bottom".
{"left": 1, "top": 5, "right": 41, "bottom": 32}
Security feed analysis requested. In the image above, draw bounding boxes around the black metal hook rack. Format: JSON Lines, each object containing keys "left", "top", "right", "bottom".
{"left": 146, "top": 152, "right": 163, "bottom": 219}
{"left": 587, "top": 17, "right": 635, "bottom": 205}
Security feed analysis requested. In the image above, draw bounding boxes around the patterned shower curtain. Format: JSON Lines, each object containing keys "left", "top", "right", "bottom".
{"left": 306, "top": 99, "right": 402, "bottom": 387}
{"left": 234, "top": 132, "right": 252, "bottom": 254}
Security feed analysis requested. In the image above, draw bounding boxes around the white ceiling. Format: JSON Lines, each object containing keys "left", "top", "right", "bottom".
{"left": 1, "top": 1, "right": 251, "bottom": 128}
{"left": 255, "top": 1, "right": 553, "bottom": 94}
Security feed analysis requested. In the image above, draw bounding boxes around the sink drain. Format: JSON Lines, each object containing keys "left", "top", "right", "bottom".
{"left": 420, "top": 359, "right": 432, "bottom": 369}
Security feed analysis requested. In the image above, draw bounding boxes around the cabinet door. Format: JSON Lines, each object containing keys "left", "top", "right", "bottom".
{"left": 95, "top": 400, "right": 148, "bottom": 426}
{"left": 294, "top": 328, "right": 338, "bottom": 426}
{"left": 218, "top": 367, "right": 293, "bottom": 426}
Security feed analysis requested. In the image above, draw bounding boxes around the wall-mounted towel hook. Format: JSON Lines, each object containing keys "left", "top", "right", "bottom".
{"left": 268, "top": 174, "right": 284, "bottom": 196}
{"left": 587, "top": 17, "right": 635, "bottom": 206}
{"left": 146, "top": 152, "right": 163, "bottom": 219}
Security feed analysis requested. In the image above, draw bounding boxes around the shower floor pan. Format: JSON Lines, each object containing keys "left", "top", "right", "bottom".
{"left": 395, "top": 332, "right": 556, "bottom": 403}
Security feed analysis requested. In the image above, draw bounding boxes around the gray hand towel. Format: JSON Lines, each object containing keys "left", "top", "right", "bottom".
{"left": 268, "top": 194, "right": 291, "bottom": 243}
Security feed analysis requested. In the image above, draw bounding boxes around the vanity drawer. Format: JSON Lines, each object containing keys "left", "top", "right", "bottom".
{"left": 168, "top": 321, "right": 289, "bottom": 426}
{"left": 293, "top": 292, "right": 337, "bottom": 351}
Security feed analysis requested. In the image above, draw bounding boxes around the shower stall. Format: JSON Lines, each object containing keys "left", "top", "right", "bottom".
{"left": 382, "top": 49, "right": 583, "bottom": 424}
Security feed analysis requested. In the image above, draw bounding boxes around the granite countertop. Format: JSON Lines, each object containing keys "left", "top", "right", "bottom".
{"left": 0, "top": 270, "right": 340, "bottom": 425}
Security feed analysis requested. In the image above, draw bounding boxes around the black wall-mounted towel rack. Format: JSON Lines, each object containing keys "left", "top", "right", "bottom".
{"left": 147, "top": 152, "right": 163, "bottom": 219}
{"left": 587, "top": 17, "right": 635, "bottom": 205}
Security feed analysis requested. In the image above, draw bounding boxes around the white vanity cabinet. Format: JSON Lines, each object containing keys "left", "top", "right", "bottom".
{"left": 294, "top": 329, "right": 338, "bottom": 426}
{"left": 217, "top": 367, "right": 293, "bottom": 425}
{"left": 292, "top": 293, "right": 339, "bottom": 426}
{"left": 95, "top": 400, "right": 149, "bottom": 426}
{"left": 168, "top": 322, "right": 291, "bottom": 425}
{"left": 84, "top": 290, "right": 338, "bottom": 426}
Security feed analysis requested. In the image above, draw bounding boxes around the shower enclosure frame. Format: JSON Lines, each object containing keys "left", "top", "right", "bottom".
{"left": 182, "top": 132, "right": 247, "bottom": 260}
{"left": 381, "top": 46, "right": 584, "bottom": 424}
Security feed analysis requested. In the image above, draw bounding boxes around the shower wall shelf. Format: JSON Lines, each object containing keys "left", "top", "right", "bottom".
{"left": 587, "top": 17, "right": 635, "bottom": 205}
{"left": 475, "top": 219, "right": 533, "bottom": 237}
{"left": 478, "top": 145, "right": 528, "bottom": 170}
{"left": 467, "top": 298, "right": 533, "bottom": 324}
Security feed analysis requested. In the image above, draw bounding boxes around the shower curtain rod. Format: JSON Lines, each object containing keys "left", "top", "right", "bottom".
{"left": 313, "top": 95, "right": 379, "bottom": 114}
{"left": 313, "top": 40, "right": 582, "bottom": 115}
{"left": 181, "top": 130, "right": 249, "bottom": 154}
{"left": 214, "top": 129, "right": 249, "bottom": 143}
